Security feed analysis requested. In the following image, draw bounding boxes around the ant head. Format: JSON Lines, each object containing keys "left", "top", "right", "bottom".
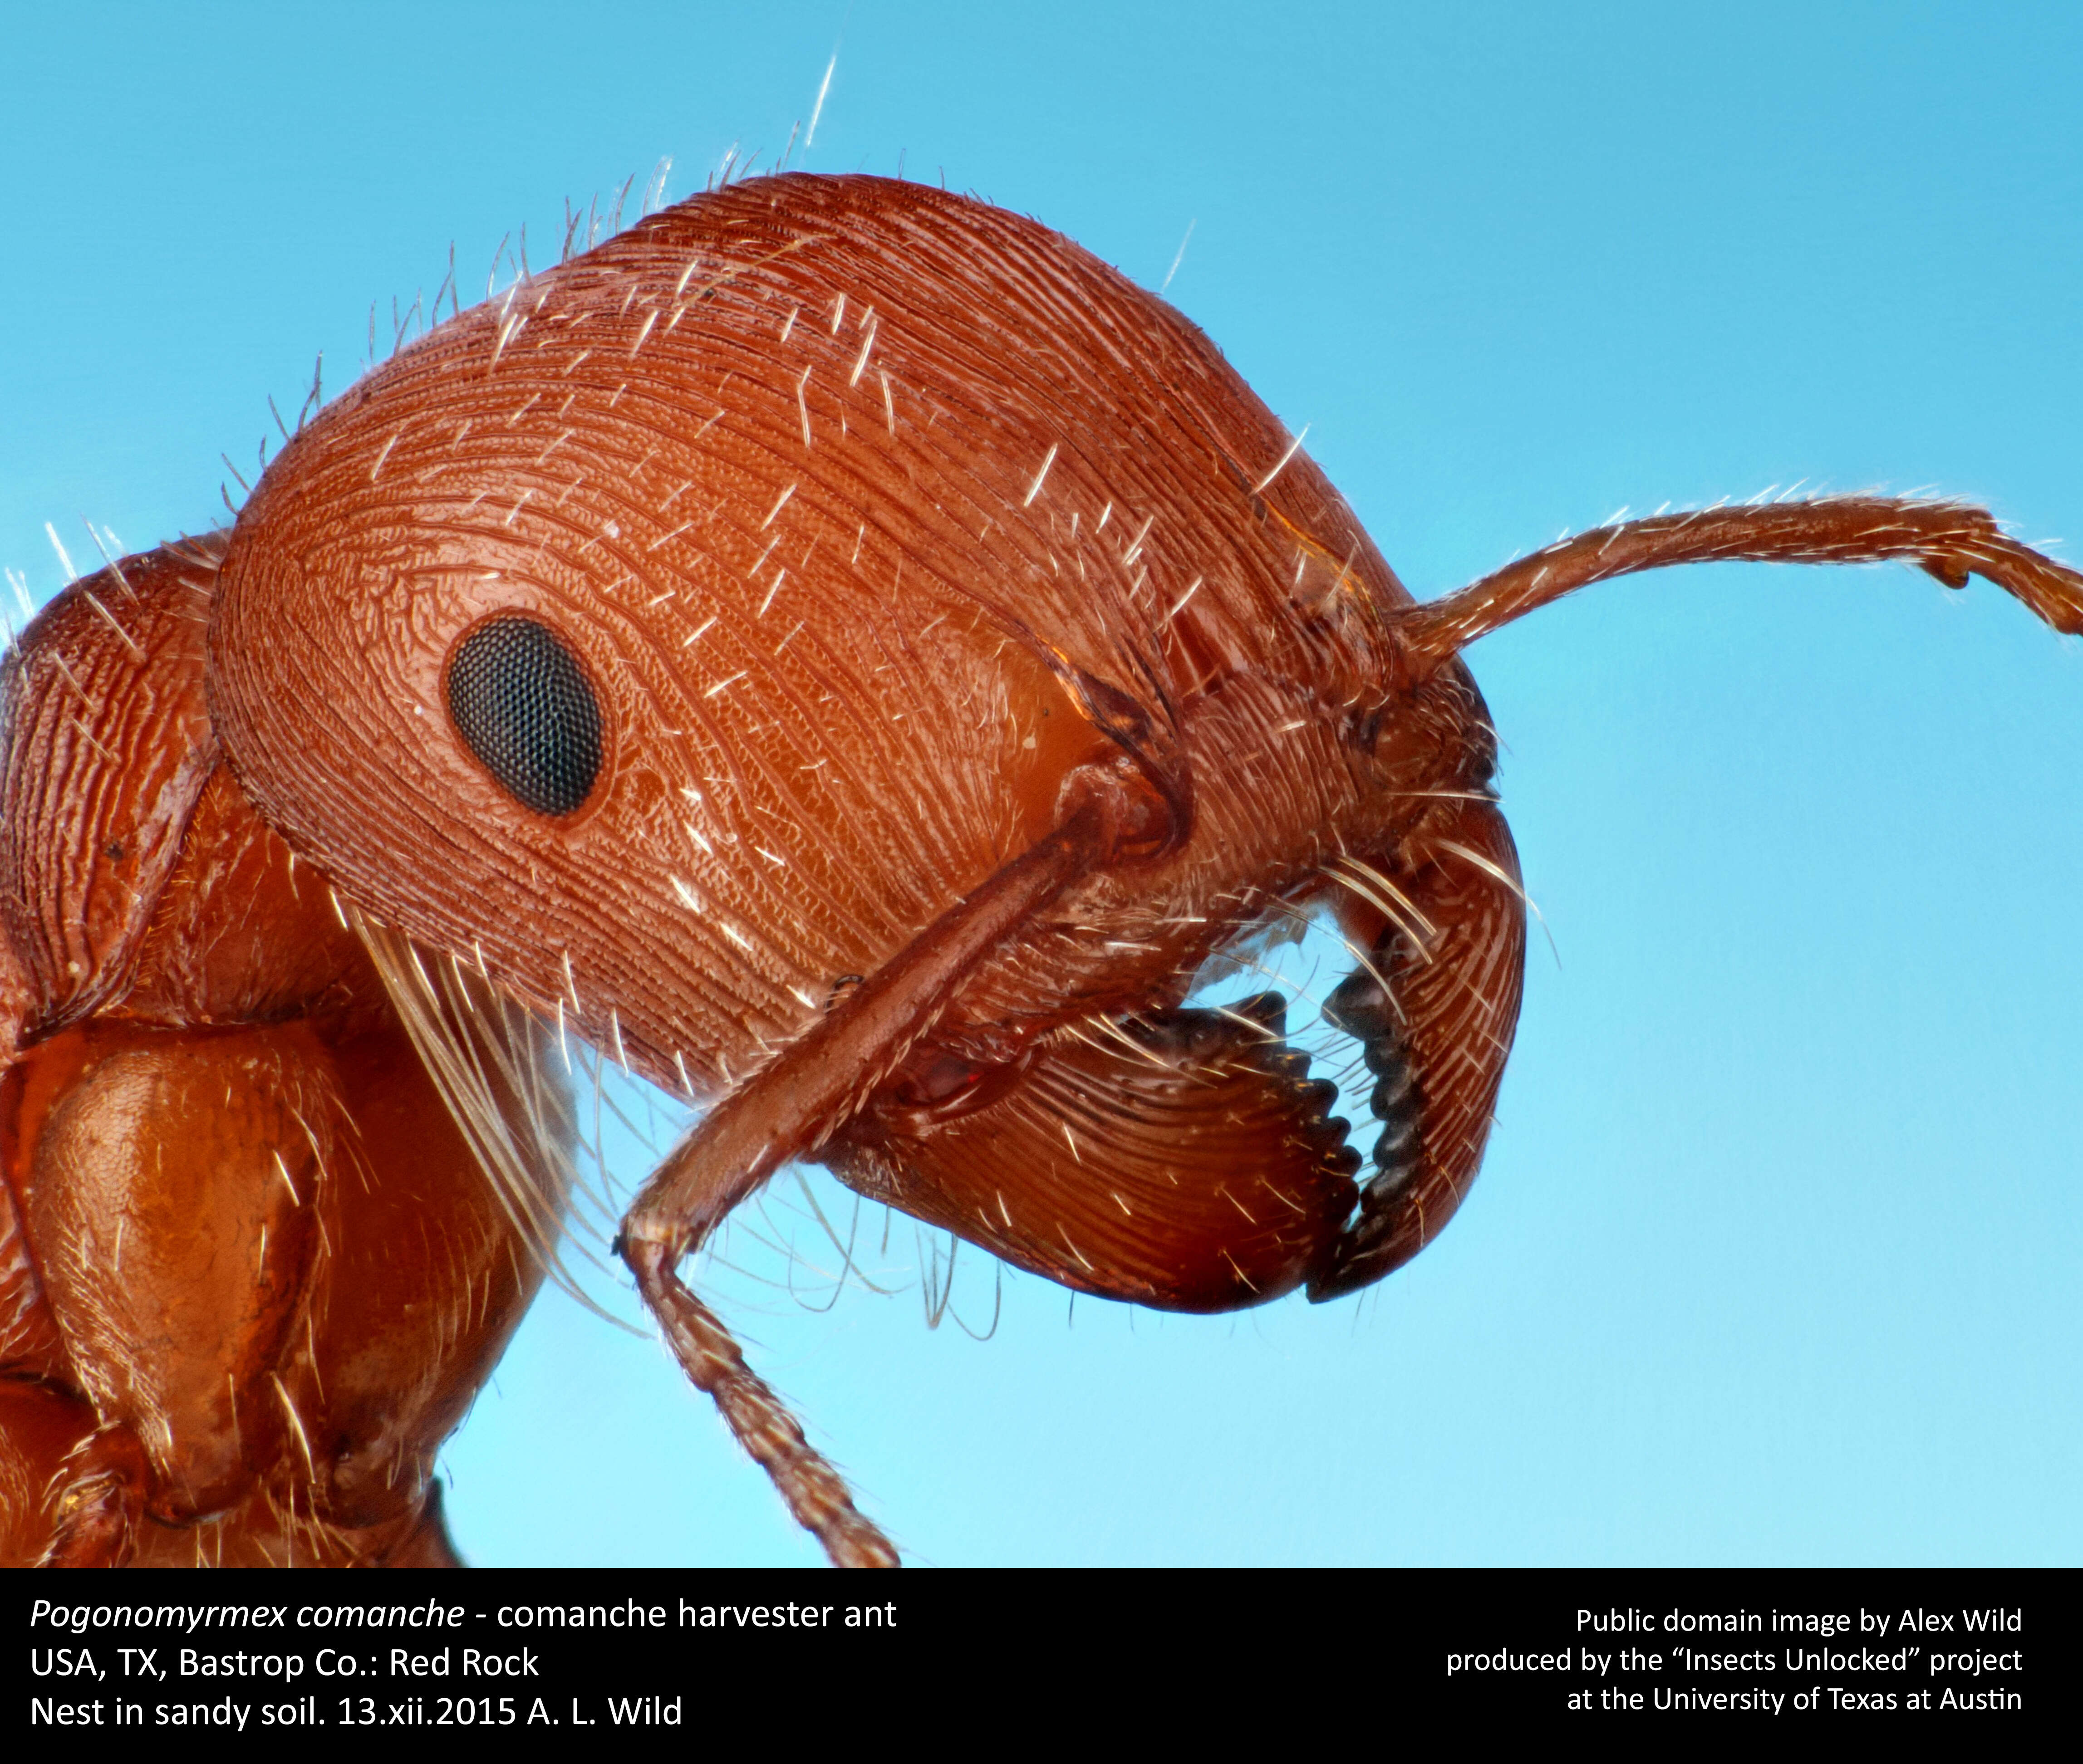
{"left": 207, "top": 175, "right": 1459, "bottom": 1097}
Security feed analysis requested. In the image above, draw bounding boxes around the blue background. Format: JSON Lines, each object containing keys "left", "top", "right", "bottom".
{"left": 5, "top": 4, "right": 2078, "bottom": 1565}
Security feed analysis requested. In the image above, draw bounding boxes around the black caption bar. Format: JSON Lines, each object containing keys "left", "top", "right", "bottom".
{"left": 11, "top": 1568, "right": 2063, "bottom": 1732}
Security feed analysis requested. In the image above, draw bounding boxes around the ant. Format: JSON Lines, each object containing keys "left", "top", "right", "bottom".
{"left": 4, "top": 173, "right": 2076, "bottom": 1565}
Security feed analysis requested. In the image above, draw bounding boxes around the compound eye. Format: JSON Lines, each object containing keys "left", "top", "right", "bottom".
{"left": 445, "top": 616, "right": 604, "bottom": 817}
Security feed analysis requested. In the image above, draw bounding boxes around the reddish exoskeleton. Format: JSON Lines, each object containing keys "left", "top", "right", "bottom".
{"left": 6, "top": 175, "right": 2078, "bottom": 1564}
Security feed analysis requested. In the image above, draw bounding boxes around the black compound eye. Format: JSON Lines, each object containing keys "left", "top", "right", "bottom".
{"left": 445, "top": 616, "right": 604, "bottom": 818}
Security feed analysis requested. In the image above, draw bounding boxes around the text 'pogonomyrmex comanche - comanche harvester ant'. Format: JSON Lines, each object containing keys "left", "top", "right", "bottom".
{"left": 4, "top": 171, "right": 2078, "bottom": 1566}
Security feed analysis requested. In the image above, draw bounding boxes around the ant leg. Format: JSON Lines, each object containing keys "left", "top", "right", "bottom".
{"left": 620, "top": 798, "right": 1117, "bottom": 1566}
{"left": 1400, "top": 495, "right": 2083, "bottom": 674}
